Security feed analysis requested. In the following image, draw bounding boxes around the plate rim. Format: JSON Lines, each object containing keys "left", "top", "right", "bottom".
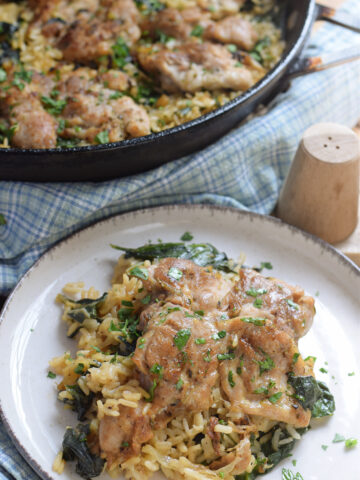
{"left": 0, "top": 203, "right": 359, "bottom": 480}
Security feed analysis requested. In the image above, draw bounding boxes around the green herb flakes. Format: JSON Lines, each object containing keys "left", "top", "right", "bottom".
{"left": 145, "top": 379, "right": 157, "bottom": 402}
{"left": 345, "top": 438, "right": 357, "bottom": 449}
{"left": 191, "top": 25, "right": 204, "bottom": 37}
{"left": 150, "top": 363, "right": 163, "bottom": 378}
{"left": 292, "top": 353, "right": 300, "bottom": 365}
{"left": 121, "top": 300, "right": 133, "bottom": 307}
{"left": 41, "top": 95, "right": 67, "bottom": 115}
{"left": 195, "top": 338, "right": 206, "bottom": 345}
{"left": 129, "top": 266, "right": 149, "bottom": 280}
{"left": 0, "top": 214, "right": 6, "bottom": 225}
{"left": 253, "top": 298, "right": 263, "bottom": 308}
{"left": 138, "top": 338, "right": 146, "bottom": 349}
{"left": 203, "top": 350, "right": 212, "bottom": 362}
{"left": 174, "top": 329, "right": 191, "bottom": 351}
{"left": 74, "top": 363, "right": 85, "bottom": 375}
{"left": 332, "top": 433, "right": 345, "bottom": 443}
{"left": 95, "top": 130, "right": 109, "bottom": 145}
{"left": 121, "top": 442, "right": 129, "bottom": 448}
{"left": 195, "top": 310, "right": 204, "bottom": 317}
{"left": 168, "top": 266, "right": 183, "bottom": 281}
{"left": 240, "top": 317, "right": 266, "bottom": 326}
{"left": 319, "top": 367, "right": 328, "bottom": 374}
{"left": 47, "top": 371, "right": 56, "bottom": 379}
{"left": 228, "top": 370, "right": 235, "bottom": 388}
{"left": 0, "top": 68, "right": 7, "bottom": 83}
{"left": 217, "top": 352, "right": 235, "bottom": 361}
{"left": 91, "top": 345, "right": 101, "bottom": 352}
{"left": 141, "top": 294, "right": 151, "bottom": 304}
{"left": 281, "top": 467, "right": 303, "bottom": 480}
{"left": 268, "top": 392, "right": 282, "bottom": 404}
{"left": 256, "top": 354, "right": 275, "bottom": 375}
{"left": 286, "top": 299, "right": 299, "bottom": 310}
{"left": 180, "top": 232, "right": 193, "bottom": 241}
{"left": 348, "top": 372, "right": 355, "bottom": 376}
{"left": 176, "top": 378, "right": 184, "bottom": 390}
{"left": 212, "top": 330, "right": 226, "bottom": 341}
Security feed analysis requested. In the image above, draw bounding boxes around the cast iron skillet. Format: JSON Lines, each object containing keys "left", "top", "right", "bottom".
{"left": 0, "top": 0, "right": 357, "bottom": 182}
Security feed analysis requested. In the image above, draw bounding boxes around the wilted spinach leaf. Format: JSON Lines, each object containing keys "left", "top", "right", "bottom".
{"left": 62, "top": 384, "right": 94, "bottom": 421}
{"left": 64, "top": 293, "right": 107, "bottom": 323}
{"left": 62, "top": 424, "right": 104, "bottom": 479}
{"left": 111, "top": 242, "right": 233, "bottom": 272}
{"left": 287, "top": 374, "right": 335, "bottom": 418}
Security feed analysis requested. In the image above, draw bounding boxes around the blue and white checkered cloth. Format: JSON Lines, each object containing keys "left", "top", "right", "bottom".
{"left": 0, "top": 1, "right": 360, "bottom": 477}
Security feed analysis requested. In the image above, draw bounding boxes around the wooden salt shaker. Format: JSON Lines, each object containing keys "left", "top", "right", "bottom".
{"left": 277, "top": 122, "right": 360, "bottom": 244}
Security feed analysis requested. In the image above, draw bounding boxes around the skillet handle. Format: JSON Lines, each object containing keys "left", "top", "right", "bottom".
{"left": 286, "top": 45, "right": 360, "bottom": 80}
{"left": 315, "top": 3, "right": 360, "bottom": 33}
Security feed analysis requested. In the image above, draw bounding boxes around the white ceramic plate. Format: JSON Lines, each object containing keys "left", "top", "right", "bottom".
{"left": 0, "top": 205, "right": 359, "bottom": 480}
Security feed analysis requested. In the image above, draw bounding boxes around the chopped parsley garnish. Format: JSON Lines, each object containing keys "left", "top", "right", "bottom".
{"left": 129, "top": 266, "right": 149, "bottom": 280}
{"left": 91, "top": 345, "right": 101, "bottom": 352}
{"left": 111, "top": 37, "right": 131, "bottom": 68}
{"left": 254, "top": 379, "right": 275, "bottom": 395}
{"left": 348, "top": 372, "right": 355, "bottom": 376}
{"left": 321, "top": 444, "right": 328, "bottom": 451}
{"left": 168, "top": 266, "right": 183, "bottom": 281}
{"left": 286, "top": 299, "right": 299, "bottom": 310}
{"left": 345, "top": 438, "right": 357, "bottom": 448}
{"left": 228, "top": 370, "right": 235, "bottom": 388}
{"left": 174, "top": 329, "right": 191, "bottom": 351}
{"left": 176, "top": 378, "right": 184, "bottom": 390}
{"left": 74, "top": 363, "right": 85, "bottom": 375}
{"left": 150, "top": 363, "right": 163, "bottom": 378}
{"left": 121, "top": 442, "right": 129, "bottom": 448}
{"left": 156, "top": 29, "right": 174, "bottom": 44}
{"left": 47, "top": 371, "right": 56, "bottom": 379}
{"left": 181, "top": 231, "right": 193, "bottom": 241}
{"left": 259, "top": 261, "right": 273, "bottom": 271}
{"left": 218, "top": 472, "right": 224, "bottom": 479}
{"left": 292, "top": 353, "right": 300, "bottom": 364}
{"left": 236, "top": 358, "right": 244, "bottom": 375}
{"left": 281, "top": 467, "right": 303, "bottom": 480}
{"left": 110, "top": 353, "right": 118, "bottom": 364}
{"left": 141, "top": 294, "right": 151, "bottom": 304}
{"left": 191, "top": 25, "right": 204, "bottom": 37}
{"left": 95, "top": 130, "right": 109, "bottom": 145}
{"left": 41, "top": 95, "right": 67, "bottom": 115}
{"left": 268, "top": 392, "right": 282, "bottom": 404}
{"left": 217, "top": 352, "right": 235, "bottom": 361}
{"left": 203, "top": 349, "right": 212, "bottom": 362}
{"left": 145, "top": 379, "right": 157, "bottom": 402}
{"left": 195, "top": 338, "right": 206, "bottom": 345}
{"left": 240, "top": 317, "right": 266, "bottom": 326}
{"left": 253, "top": 298, "right": 263, "bottom": 308}
{"left": 256, "top": 353, "right": 275, "bottom": 375}
{"left": 0, "top": 68, "right": 6, "bottom": 83}
{"left": 121, "top": 300, "right": 133, "bottom": 307}
{"left": 319, "top": 367, "right": 328, "bottom": 374}
{"left": 195, "top": 310, "right": 204, "bottom": 317}
{"left": 292, "top": 460, "right": 297, "bottom": 467}
{"left": 212, "top": 330, "right": 226, "bottom": 341}
{"left": 138, "top": 338, "right": 146, "bottom": 349}
{"left": 304, "top": 355, "right": 316, "bottom": 363}
{"left": 227, "top": 44, "right": 237, "bottom": 53}
{"left": 332, "top": 433, "right": 345, "bottom": 443}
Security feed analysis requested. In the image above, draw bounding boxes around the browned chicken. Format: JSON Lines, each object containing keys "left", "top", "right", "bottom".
{"left": 0, "top": 66, "right": 150, "bottom": 148}
{"left": 219, "top": 318, "right": 312, "bottom": 427}
{"left": 205, "top": 15, "right": 258, "bottom": 50}
{"left": 99, "top": 402, "right": 152, "bottom": 466}
{"left": 0, "top": 71, "right": 57, "bottom": 149}
{"left": 223, "top": 268, "right": 315, "bottom": 339}
{"left": 97, "top": 257, "right": 316, "bottom": 473}
{"left": 57, "top": 0, "right": 141, "bottom": 63}
{"left": 137, "top": 41, "right": 253, "bottom": 93}
{"left": 142, "top": 7, "right": 257, "bottom": 51}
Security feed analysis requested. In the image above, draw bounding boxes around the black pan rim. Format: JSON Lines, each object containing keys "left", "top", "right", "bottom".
{"left": 0, "top": 0, "right": 316, "bottom": 156}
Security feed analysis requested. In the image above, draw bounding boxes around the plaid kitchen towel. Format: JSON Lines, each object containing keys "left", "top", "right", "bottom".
{"left": 0, "top": 0, "right": 360, "bottom": 477}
